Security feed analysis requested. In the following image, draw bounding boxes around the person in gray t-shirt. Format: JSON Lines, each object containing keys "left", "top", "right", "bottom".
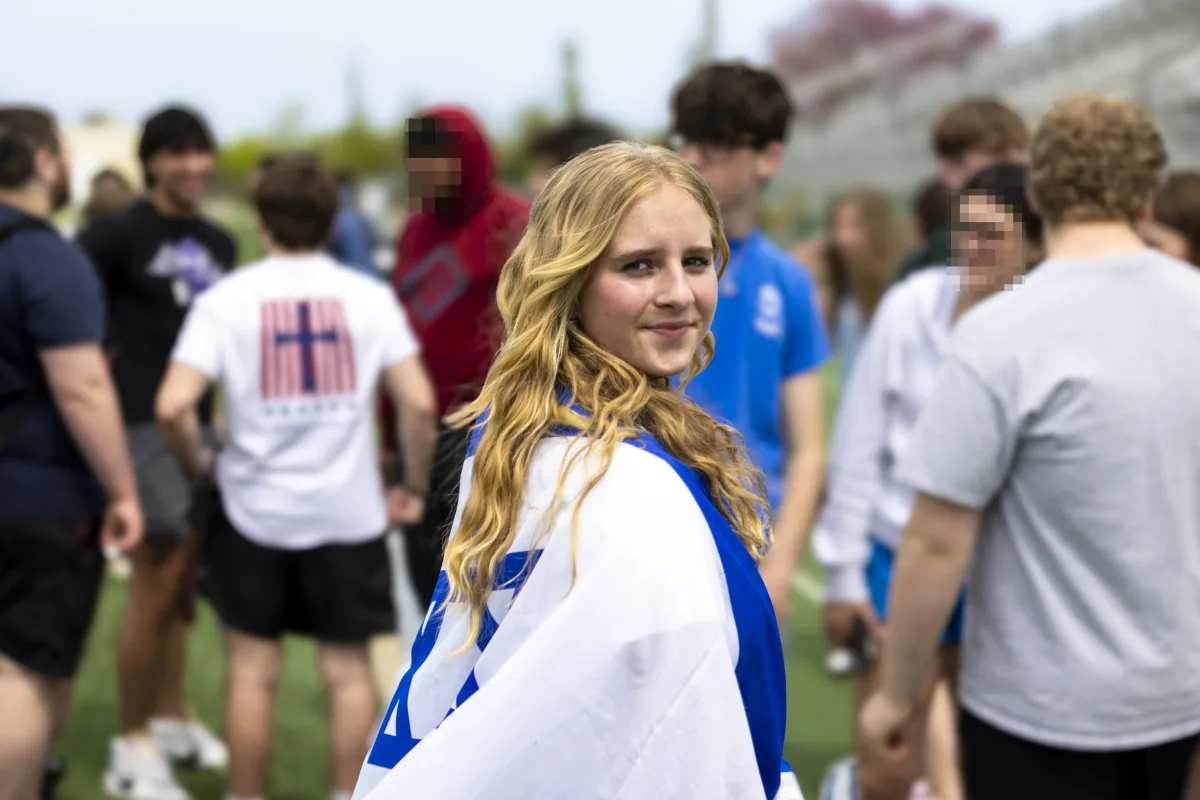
{"left": 859, "top": 92, "right": 1200, "bottom": 800}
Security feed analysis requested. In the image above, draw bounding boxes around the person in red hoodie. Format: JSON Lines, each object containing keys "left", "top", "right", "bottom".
{"left": 381, "top": 106, "right": 530, "bottom": 607}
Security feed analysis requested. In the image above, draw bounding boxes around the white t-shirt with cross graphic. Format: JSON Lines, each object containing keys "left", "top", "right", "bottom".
{"left": 172, "top": 252, "right": 419, "bottom": 550}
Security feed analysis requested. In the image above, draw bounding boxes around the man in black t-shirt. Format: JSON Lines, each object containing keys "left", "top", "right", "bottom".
{"left": 0, "top": 105, "right": 143, "bottom": 800}
{"left": 77, "top": 106, "right": 235, "bottom": 800}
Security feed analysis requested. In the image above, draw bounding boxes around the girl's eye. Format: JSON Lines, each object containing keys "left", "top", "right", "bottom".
{"left": 684, "top": 256, "right": 713, "bottom": 269}
{"left": 623, "top": 260, "right": 653, "bottom": 273}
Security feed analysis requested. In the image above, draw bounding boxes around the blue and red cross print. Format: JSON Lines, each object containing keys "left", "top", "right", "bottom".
{"left": 259, "top": 298, "right": 356, "bottom": 400}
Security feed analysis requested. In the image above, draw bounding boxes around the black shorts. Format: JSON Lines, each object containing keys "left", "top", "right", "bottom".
{"left": 0, "top": 517, "right": 103, "bottom": 678}
{"left": 401, "top": 425, "right": 469, "bottom": 608}
{"left": 960, "top": 707, "right": 1200, "bottom": 800}
{"left": 201, "top": 494, "right": 396, "bottom": 643}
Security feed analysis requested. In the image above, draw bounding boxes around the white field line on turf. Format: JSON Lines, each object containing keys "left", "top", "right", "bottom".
{"left": 791, "top": 570, "right": 823, "bottom": 605}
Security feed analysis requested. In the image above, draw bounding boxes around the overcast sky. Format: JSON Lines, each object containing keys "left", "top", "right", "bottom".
{"left": 0, "top": 0, "right": 1116, "bottom": 140}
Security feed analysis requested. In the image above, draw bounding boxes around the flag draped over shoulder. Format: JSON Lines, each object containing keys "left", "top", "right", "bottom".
{"left": 354, "top": 426, "right": 803, "bottom": 800}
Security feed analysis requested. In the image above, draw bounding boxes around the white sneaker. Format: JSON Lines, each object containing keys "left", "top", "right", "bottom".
{"left": 149, "top": 717, "right": 229, "bottom": 771}
{"left": 107, "top": 553, "right": 133, "bottom": 581}
{"left": 819, "top": 756, "right": 860, "bottom": 800}
{"left": 776, "top": 768, "right": 805, "bottom": 800}
{"left": 102, "top": 737, "right": 192, "bottom": 800}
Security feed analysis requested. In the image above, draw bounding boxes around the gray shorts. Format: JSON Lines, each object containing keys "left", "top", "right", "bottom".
{"left": 126, "top": 423, "right": 198, "bottom": 540}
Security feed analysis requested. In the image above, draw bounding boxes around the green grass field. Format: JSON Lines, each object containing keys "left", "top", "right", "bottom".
{"left": 55, "top": 561, "right": 852, "bottom": 800}
{"left": 55, "top": 364, "right": 850, "bottom": 799}
{"left": 53, "top": 205, "right": 851, "bottom": 799}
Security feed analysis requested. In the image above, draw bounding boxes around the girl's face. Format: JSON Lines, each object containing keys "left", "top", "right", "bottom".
{"left": 832, "top": 199, "right": 867, "bottom": 261}
{"left": 578, "top": 184, "right": 719, "bottom": 379}
{"left": 953, "top": 193, "right": 1034, "bottom": 296}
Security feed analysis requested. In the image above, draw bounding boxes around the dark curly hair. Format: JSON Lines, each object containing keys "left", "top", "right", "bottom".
{"left": 670, "top": 61, "right": 793, "bottom": 149}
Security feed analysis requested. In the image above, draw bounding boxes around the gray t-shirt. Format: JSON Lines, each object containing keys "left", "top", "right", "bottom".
{"left": 898, "top": 250, "right": 1200, "bottom": 750}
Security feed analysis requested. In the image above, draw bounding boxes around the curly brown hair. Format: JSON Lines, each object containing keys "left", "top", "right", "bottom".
{"left": 1029, "top": 93, "right": 1166, "bottom": 227}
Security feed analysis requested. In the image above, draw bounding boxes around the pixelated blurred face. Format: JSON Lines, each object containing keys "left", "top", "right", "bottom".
{"left": 832, "top": 199, "right": 866, "bottom": 260}
{"left": 148, "top": 148, "right": 215, "bottom": 208}
{"left": 1139, "top": 219, "right": 1192, "bottom": 263}
{"left": 678, "top": 142, "right": 779, "bottom": 214}
{"left": 405, "top": 116, "right": 465, "bottom": 212}
{"left": 406, "top": 156, "right": 461, "bottom": 211}
{"left": 953, "top": 193, "right": 1029, "bottom": 295}
{"left": 578, "top": 183, "right": 718, "bottom": 379}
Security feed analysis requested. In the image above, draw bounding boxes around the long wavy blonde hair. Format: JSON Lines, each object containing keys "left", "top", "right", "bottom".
{"left": 444, "top": 142, "right": 772, "bottom": 646}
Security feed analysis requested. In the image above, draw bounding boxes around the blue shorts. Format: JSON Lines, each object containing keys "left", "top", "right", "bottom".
{"left": 866, "top": 539, "right": 965, "bottom": 645}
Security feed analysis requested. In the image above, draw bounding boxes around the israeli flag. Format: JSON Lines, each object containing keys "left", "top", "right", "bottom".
{"left": 354, "top": 422, "right": 804, "bottom": 799}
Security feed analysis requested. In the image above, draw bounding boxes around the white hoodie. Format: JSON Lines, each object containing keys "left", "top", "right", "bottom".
{"left": 812, "top": 267, "right": 961, "bottom": 603}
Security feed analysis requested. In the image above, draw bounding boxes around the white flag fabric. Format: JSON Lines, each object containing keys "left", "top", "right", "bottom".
{"left": 354, "top": 422, "right": 802, "bottom": 800}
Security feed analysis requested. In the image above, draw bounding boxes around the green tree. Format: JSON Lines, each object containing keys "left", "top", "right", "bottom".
{"left": 215, "top": 135, "right": 273, "bottom": 183}
{"left": 311, "top": 124, "right": 400, "bottom": 177}
{"left": 311, "top": 60, "right": 403, "bottom": 178}
{"left": 216, "top": 122, "right": 401, "bottom": 185}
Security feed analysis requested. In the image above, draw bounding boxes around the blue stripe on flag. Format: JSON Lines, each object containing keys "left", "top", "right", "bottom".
{"left": 632, "top": 432, "right": 788, "bottom": 800}
{"left": 364, "top": 550, "right": 544, "bottom": 771}
{"left": 456, "top": 671, "right": 481, "bottom": 707}
{"left": 368, "top": 402, "right": 784, "bottom": 797}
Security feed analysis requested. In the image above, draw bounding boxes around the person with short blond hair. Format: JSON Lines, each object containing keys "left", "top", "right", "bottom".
{"left": 860, "top": 91, "right": 1200, "bottom": 800}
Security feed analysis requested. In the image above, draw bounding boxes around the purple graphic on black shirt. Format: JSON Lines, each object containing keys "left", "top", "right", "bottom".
{"left": 147, "top": 237, "right": 224, "bottom": 304}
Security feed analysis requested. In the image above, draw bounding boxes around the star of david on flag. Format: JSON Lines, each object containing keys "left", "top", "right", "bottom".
{"left": 367, "top": 549, "right": 544, "bottom": 771}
